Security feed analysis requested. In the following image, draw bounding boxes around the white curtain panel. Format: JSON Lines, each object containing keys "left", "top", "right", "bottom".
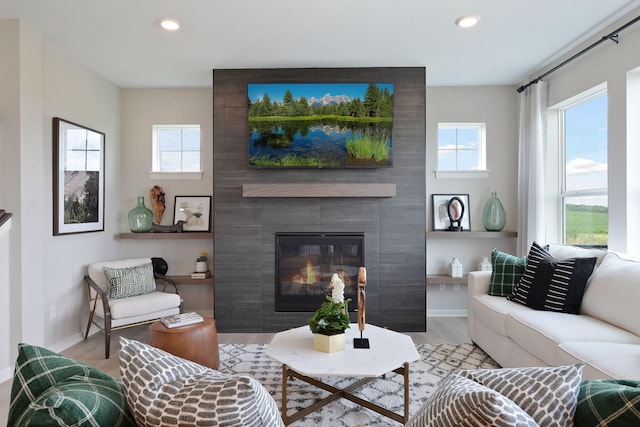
{"left": 517, "top": 81, "right": 548, "bottom": 256}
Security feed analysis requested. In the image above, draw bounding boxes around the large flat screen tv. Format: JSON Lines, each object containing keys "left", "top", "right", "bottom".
{"left": 248, "top": 82, "right": 393, "bottom": 168}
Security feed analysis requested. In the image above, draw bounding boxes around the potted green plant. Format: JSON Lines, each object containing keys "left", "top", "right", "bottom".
{"left": 309, "top": 273, "right": 351, "bottom": 352}
{"left": 195, "top": 252, "right": 208, "bottom": 273}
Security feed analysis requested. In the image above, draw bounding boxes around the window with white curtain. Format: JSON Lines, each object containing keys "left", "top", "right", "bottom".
{"left": 559, "top": 91, "right": 608, "bottom": 247}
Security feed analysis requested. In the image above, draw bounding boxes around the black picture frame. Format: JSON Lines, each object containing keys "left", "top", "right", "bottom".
{"left": 173, "top": 196, "right": 212, "bottom": 232}
{"left": 53, "top": 117, "right": 105, "bottom": 236}
{"left": 432, "top": 194, "right": 471, "bottom": 231}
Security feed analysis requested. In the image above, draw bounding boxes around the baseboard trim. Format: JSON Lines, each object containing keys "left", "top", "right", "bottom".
{"left": 49, "top": 332, "right": 84, "bottom": 354}
{"left": 427, "top": 309, "right": 468, "bottom": 317}
{"left": 0, "top": 366, "right": 12, "bottom": 383}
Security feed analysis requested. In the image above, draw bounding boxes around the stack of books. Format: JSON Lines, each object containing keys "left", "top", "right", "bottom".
{"left": 191, "top": 270, "right": 211, "bottom": 279}
{"left": 160, "top": 312, "right": 204, "bottom": 328}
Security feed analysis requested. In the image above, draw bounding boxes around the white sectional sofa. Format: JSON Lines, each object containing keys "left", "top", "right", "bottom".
{"left": 467, "top": 244, "right": 640, "bottom": 380}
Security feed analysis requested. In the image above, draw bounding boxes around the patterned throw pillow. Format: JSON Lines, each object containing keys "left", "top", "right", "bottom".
{"left": 406, "top": 373, "right": 538, "bottom": 427}
{"left": 575, "top": 379, "right": 640, "bottom": 427}
{"left": 103, "top": 262, "right": 155, "bottom": 299}
{"left": 119, "top": 338, "right": 284, "bottom": 427}
{"left": 488, "top": 248, "right": 528, "bottom": 296}
{"left": 8, "top": 343, "right": 135, "bottom": 427}
{"left": 459, "top": 364, "right": 584, "bottom": 426}
{"left": 507, "top": 242, "right": 596, "bottom": 314}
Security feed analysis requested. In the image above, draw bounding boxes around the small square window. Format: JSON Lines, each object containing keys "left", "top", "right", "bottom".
{"left": 437, "top": 123, "right": 486, "bottom": 171}
{"left": 152, "top": 125, "right": 201, "bottom": 173}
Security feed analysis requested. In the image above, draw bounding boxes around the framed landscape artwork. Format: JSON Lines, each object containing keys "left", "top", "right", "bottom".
{"left": 173, "top": 196, "right": 211, "bottom": 232}
{"left": 53, "top": 117, "right": 105, "bottom": 236}
{"left": 247, "top": 82, "right": 394, "bottom": 168}
{"left": 432, "top": 194, "right": 471, "bottom": 231}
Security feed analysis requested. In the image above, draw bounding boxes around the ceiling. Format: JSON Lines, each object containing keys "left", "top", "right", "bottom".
{"left": 1, "top": 0, "right": 639, "bottom": 88}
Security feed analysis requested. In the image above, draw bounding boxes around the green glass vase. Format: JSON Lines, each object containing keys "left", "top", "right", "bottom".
{"left": 128, "top": 196, "right": 153, "bottom": 232}
{"left": 482, "top": 191, "right": 506, "bottom": 231}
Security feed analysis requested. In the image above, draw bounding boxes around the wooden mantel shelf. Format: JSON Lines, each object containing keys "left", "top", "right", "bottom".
{"left": 242, "top": 183, "right": 396, "bottom": 198}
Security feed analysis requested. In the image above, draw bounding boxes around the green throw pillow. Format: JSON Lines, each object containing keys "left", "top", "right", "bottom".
{"left": 103, "top": 262, "right": 155, "bottom": 299}
{"left": 8, "top": 343, "right": 136, "bottom": 427}
{"left": 575, "top": 379, "right": 640, "bottom": 427}
{"left": 488, "top": 249, "right": 527, "bottom": 296}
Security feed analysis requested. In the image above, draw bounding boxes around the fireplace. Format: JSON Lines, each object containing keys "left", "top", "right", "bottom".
{"left": 275, "top": 232, "right": 364, "bottom": 312}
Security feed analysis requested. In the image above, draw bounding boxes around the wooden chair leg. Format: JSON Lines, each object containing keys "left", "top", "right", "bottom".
{"left": 105, "top": 320, "right": 112, "bottom": 359}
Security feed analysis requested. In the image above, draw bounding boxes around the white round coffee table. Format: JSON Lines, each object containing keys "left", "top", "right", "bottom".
{"left": 265, "top": 323, "right": 420, "bottom": 425}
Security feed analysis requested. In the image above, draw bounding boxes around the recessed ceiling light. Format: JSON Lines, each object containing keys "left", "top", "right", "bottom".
{"left": 455, "top": 15, "right": 479, "bottom": 28}
{"left": 159, "top": 19, "right": 180, "bottom": 31}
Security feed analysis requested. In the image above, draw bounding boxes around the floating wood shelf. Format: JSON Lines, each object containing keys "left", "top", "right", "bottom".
{"left": 166, "top": 275, "right": 214, "bottom": 285}
{"left": 242, "top": 183, "right": 396, "bottom": 198}
{"left": 117, "top": 232, "right": 213, "bottom": 239}
{"left": 426, "top": 274, "right": 468, "bottom": 284}
{"left": 427, "top": 231, "right": 517, "bottom": 239}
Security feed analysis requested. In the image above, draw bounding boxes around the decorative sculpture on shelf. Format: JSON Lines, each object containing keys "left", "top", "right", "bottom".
{"left": 149, "top": 185, "right": 166, "bottom": 224}
{"left": 151, "top": 220, "right": 185, "bottom": 233}
{"left": 353, "top": 266, "right": 370, "bottom": 349}
{"left": 446, "top": 196, "right": 465, "bottom": 231}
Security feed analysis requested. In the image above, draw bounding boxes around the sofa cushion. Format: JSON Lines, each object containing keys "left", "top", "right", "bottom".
{"left": 458, "top": 364, "right": 584, "bottom": 426}
{"left": 118, "top": 338, "right": 284, "bottom": 427}
{"left": 506, "top": 311, "right": 640, "bottom": 365}
{"left": 103, "top": 261, "right": 156, "bottom": 299}
{"left": 508, "top": 242, "right": 596, "bottom": 314}
{"left": 488, "top": 249, "right": 527, "bottom": 296}
{"left": 471, "top": 294, "right": 532, "bottom": 336}
{"left": 547, "top": 243, "right": 607, "bottom": 268}
{"left": 406, "top": 373, "right": 538, "bottom": 427}
{"left": 575, "top": 379, "right": 640, "bottom": 427}
{"left": 581, "top": 253, "right": 640, "bottom": 336}
{"left": 557, "top": 342, "right": 640, "bottom": 380}
{"left": 8, "top": 343, "right": 135, "bottom": 427}
{"left": 103, "top": 291, "right": 181, "bottom": 320}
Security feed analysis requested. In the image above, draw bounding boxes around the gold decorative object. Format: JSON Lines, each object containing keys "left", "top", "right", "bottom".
{"left": 354, "top": 267, "right": 370, "bottom": 349}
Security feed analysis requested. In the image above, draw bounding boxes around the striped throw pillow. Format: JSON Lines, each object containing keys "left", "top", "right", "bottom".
{"left": 507, "top": 241, "right": 596, "bottom": 314}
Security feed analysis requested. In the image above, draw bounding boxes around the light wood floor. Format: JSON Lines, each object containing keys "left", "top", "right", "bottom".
{"left": 0, "top": 317, "right": 469, "bottom": 425}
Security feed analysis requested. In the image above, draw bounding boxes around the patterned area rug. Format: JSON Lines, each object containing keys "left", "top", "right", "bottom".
{"left": 218, "top": 343, "right": 499, "bottom": 426}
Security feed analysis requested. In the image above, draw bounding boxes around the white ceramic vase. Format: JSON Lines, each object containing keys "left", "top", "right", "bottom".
{"left": 195, "top": 261, "right": 208, "bottom": 272}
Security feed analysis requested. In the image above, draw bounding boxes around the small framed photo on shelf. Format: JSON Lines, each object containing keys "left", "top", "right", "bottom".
{"left": 432, "top": 194, "right": 470, "bottom": 231}
{"left": 173, "top": 196, "right": 212, "bottom": 232}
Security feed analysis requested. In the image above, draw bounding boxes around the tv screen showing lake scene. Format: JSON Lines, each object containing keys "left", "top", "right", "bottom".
{"left": 248, "top": 82, "right": 393, "bottom": 168}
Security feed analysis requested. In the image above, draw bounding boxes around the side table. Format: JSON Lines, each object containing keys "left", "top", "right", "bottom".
{"left": 147, "top": 315, "right": 220, "bottom": 370}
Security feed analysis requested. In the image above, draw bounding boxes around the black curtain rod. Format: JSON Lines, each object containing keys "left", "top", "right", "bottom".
{"left": 516, "top": 15, "right": 640, "bottom": 93}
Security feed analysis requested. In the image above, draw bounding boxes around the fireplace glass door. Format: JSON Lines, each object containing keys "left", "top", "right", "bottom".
{"left": 275, "top": 233, "right": 364, "bottom": 312}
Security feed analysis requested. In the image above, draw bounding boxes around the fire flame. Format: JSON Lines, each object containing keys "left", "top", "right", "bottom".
{"left": 306, "top": 260, "right": 316, "bottom": 284}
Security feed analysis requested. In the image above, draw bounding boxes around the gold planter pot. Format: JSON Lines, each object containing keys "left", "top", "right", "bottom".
{"left": 313, "top": 332, "right": 346, "bottom": 353}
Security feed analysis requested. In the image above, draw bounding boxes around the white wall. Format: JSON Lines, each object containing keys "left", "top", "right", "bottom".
{"left": 0, "top": 219, "right": 12, "bottom": 380}
{"left": 425, "top": 86, "right": 519, "bottom": 315}
{"left": 0, "top": 19, "right": 22, "bottom": 381}
{"left": 0, "top": 18, "right": 122, "bottom": 380}
{"left": 42, "top": 46, "right": 122, "bottom": 351}
{"left": 542, "top": 10, "right": 640, "bottom": 256}
{"left": 119, "top": 89, "right": 214, "bottom": 312}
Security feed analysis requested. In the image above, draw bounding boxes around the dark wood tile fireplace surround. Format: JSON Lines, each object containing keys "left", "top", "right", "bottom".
{"left": 213, "top": 67, "right": 426, "bottom": 333}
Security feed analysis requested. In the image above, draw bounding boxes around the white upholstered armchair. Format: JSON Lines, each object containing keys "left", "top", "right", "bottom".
{"left": 84, "top": 258, "right": 183, "bottom": 358}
